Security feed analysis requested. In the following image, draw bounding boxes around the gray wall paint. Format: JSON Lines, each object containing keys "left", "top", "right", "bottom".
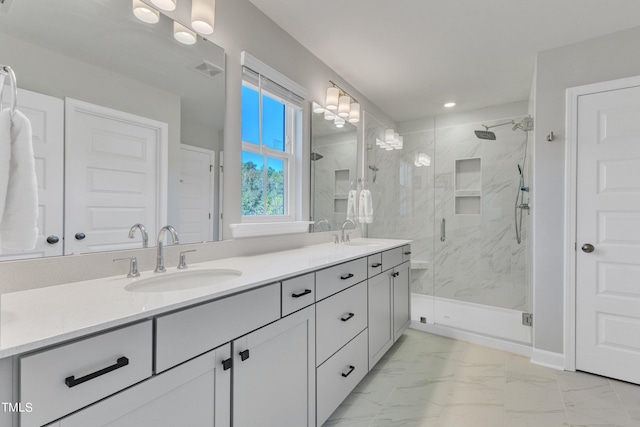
{"left": 206, "top": 0, "right": 395, "bottom": 238}
{"left": 533, "top": 25, "right": 640, "bottom": 354}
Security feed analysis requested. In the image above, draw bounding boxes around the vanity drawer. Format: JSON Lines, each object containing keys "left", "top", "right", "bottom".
{"left": 282, "top": 272, "right": 315, "bottom": 316}
{"left": 316, "top": 329, "right": 368, "bottom": 427}
{"left": 155, "top": 283, "right": 280, "bottom": 373}
{"left": 19, "top": 321, "right": 153, "bottom": 427}
{"left": 368, "top": 253, "right": 383, "bottom": 277}
{"left": 316, "top": 257, "right": 367, "bottom": 300}
{"left": 382, "top": 247, "right": 403, "bottom": 271}
{"left": 316, "top": 281, "right": 367, "bottom": 365}
{"left": 402, "top": 244, "right": 412, "bottom": 263}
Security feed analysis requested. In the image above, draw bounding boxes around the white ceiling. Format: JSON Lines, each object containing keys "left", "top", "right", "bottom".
{"left": 249, "top": 0, "right": 640, "bottom": 122}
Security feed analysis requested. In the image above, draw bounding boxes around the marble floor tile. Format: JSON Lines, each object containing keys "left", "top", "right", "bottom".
{"left": 323, "top": 329, "right": 639, "bottom": 427}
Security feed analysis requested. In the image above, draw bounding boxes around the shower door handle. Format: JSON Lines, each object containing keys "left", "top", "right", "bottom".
{"left": 440, "top": 218, "right": 446, "bottom": 242}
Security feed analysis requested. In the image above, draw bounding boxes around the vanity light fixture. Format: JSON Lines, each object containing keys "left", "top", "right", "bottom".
{"left": 312, "top": 101, "right": 325, "bottom": 114}
{"left": 133, "top": 0, "right": 160, "bottom": 23}
{"left": 150, "top": 0, "right": 176, "bottom": 11}
{"left": 444, "top": 102, "right": 456, "bottom": 108}
{"left": 174, "top": 21, "right": 196, "bottom": 45}
{"left": 191, "top": 0, "right": 215, "bottom": 34}
{"left": 325, "top": 81, "right": 361, "bottom": 123}
{"left": 324, "top": 109, "right": 336, "bottom": 121}
{"left": 334, "top": 116, "right": 346, "bottom": 128}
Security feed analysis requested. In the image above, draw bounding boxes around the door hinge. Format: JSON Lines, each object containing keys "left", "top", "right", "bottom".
{"left": 210, "top": 165, "right": 213, "bottom": 172}
{"left": 209, "top": 213, "right": 211, "bottom": 219}
{"left": 522, "top": 313, "right": 533, "bottom": 327}
{"left": 219, "top": 165, "right": 223, "bottom": 173}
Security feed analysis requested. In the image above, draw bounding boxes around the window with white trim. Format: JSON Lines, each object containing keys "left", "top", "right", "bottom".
{"left": 241, "top": 62, "right": 304, "bottom": 221}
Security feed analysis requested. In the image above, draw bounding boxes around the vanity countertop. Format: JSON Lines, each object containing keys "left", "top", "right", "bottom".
{"left": 0, "top": 238, "right": 410, "bottom": 358}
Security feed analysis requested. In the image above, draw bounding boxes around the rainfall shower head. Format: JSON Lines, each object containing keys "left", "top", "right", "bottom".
{"left": 310, "top": 152, "right": 324, "bottom": 161}
{"left": 474, "top": 130, "right": 496, "bottom": 140}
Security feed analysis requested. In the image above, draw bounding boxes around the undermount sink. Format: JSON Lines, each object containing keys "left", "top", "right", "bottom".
{"left": 344, "top": 240, "right": 382, "bottom": 247}
{"left": 125, "top": 269, "right": 243, "bottom": 293}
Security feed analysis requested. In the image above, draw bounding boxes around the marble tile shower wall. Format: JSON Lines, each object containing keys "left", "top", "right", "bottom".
{"left": 313, "top": 138, "right": 358, "bottom": 231}
{"left": 367, "top": 117, "right": 530, "bottom": 312}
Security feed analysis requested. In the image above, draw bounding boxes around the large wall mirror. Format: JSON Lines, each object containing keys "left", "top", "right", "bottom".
{"left": 310, "top": 110, "right": 358, "bottom": 232}
{"left": 0, "top": 0, "right": 225, "bottom": 260}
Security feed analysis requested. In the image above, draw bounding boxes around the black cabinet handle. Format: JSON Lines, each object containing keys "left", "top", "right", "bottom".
{"left": 404, "top": 251, "right": 412, "bottom": 255}
{"left": 371, "top": 263, "right": 381, "bottom": 268}
{"left": 75, "top": 232, "right": 86, "bottom": 240}
{"left": 341, "top": 312, "right": 355, "bottom": 322}
{"left": 340, "top": 273, "right": 354, "bottom": 280}
{"left": 46, "top": 235, "right": 60, "bottom": 244}
{"left": 391, "top": 272, "right": 400, "bottom": 278}
{"left": 222, "top": 358, "right": 232, "bottom": 371}
{"left": 239, "top": 349, "right": 250, "bottom": 361}
{"left": 65, "top": 357, "right": 128, "bottom": 388}
{"left": 341, "top": 365, "right": 355, "bottom": 378}
{"left": 292, "top": 289, "right": 312, "bottom": 298}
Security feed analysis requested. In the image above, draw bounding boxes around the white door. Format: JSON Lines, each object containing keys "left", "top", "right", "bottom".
{"left": 64, "top": 99, "right": 167, "bottom": 254}
{"left": 179, "top": 145, "right": 214, "bottom": 244}
{"left": 0, "top": 88, "right": 63, "bottom": 260}
{"left": 576, "top": 84, "right": 640, "bottom": 385}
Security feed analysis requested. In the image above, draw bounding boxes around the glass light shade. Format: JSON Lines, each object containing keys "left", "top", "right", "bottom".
{"left": 150, "top": 0, "right": 176, "bottom": 11}
{"left": 312, "top": 102, "right": 325, "bottom": 114}
{"left": 385, "top": 146, "right": 394, "bottom": 151}
{"left": 334, "top": 116, "right": 346, "bottom": 128}
{"left": 385, "top": 129, "right": 395, "bottom": 143}
{"left": 191, "top": 0, "right": 215, "bottom": 34}
{"left": 174, "top": 22, "right": 197, "bottom": 45}
{"left": 133, "top": 0, "right": 159, "bottom": 23}
{"left": 324, "top": 110, "right": 335, "bottom": 121}
{"left": 337, "top": 95, "right": 351, "bottom": 118}
{"left": 395, "top": 135, "right": 404, "bottom": 150}
{"left": 325, "top": 87, "right": 339, "bottom": 110}
{"left": 348, "top": 102, "right": 360, "bottom": 123}
{"left": 376, "top": 138, "right": 384, "bottom": 146}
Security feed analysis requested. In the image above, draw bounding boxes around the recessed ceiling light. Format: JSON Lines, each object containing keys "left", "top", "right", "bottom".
{"left": 444, "top": 102, "right": 456, "bottom": 108}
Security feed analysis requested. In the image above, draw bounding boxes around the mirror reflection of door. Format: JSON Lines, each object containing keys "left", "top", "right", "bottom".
{"left": 0, "top": 88, "right": 64, "bottom": 260}
{"left": 179, "top": 145, "right": 215, "bottom": 244}
{"left": 64, "top": 98, "right": 168, "bottom": 254}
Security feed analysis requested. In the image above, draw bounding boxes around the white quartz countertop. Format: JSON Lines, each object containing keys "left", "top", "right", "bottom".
{"left": 0, "top": 238, "right": 410, "bottom": 358}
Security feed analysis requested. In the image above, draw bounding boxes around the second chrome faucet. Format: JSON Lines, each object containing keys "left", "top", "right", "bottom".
{"left": 155, "top": 225, "right": 179, "bottom": 273}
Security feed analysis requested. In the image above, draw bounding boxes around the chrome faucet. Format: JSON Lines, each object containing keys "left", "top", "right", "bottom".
{"left": 155, "top": 225, "right": 179, "bottom": 273}
{"left": 341, "top": 219, "right": 357, "bottom": 243}
{"left": 128, "top": 223, "right": 148, "bottom": 248}
{"left": 315, "top": 218, "right": 330, "bottom": 231}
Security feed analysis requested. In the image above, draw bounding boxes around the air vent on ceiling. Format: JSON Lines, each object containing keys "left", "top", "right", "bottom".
{"left": 193, "top": 60, "right": 223, "bottom": 78}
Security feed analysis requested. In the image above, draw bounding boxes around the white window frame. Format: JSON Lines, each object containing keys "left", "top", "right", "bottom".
{"left": 240, "top": 52, "right": 307, "bottom": 224}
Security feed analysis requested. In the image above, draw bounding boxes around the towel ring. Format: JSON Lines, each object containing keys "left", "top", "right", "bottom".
{"left": 0, "top": 65, "right": 17, "bottom": 117}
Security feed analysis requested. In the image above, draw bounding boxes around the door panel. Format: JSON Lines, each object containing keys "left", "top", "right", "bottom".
{"left": 0, "top": 88, "right": 63, "bottom": 260}
{"left": 576, "top": 85, "right": 640, "bottom": 385}
{"left": 64, "top": 99, "right": 167, "bottom": 254}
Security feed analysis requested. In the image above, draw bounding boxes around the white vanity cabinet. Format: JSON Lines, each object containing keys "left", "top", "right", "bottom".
{"left": 233, "top": 306, "right": 316, "bottom": 427}
{"left": 53, "top": 344, "right": 231, "bottom": 427}
{"left": 393, "top": 261, "right": 411, "bottom": 341}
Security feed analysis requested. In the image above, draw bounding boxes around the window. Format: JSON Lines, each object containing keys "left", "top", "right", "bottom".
{"left": 241, "top": 62, "right": 304, "bottom": 221}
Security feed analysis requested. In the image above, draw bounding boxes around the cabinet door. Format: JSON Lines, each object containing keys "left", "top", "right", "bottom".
{"left": 59, "top": 345, "right": 231, "bottom": 427}
{"left": 393, "top": 261, "right": 411, "bottom": 342}
{"left": 368, "top": 272, "right": 393, "bottom": 368}
{"left": 233, "top": 307, "right": 315, "bottom": 427}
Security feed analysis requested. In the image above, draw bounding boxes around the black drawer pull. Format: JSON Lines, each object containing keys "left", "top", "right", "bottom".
{"left": 222, "top": 358, "right": 232, "bottom": 371}
{"left": 391, "top": 272, "right": 400, "bottom": 278}
{"left": 341, "top": 365, "right": 355, "bottom": 378}
{"left": 371, "top": 263, "right": 381, "bottom": 268}
{"left": 341, "top": 312, "right": 355, "bottom": 322}
{"left": 404, "top": 251, "right": 412, "bottom": 255}
{"left": 65, "top": 357, "right": 129, "bottom": 388}
{"left": 239, "top": 349, "right": 250, "bottom": 362}
{"left": 292, "top": 289, "right": 312, "bottom": 298}
{"left": 340, "top": 273, "right": 354, "bottom": 280}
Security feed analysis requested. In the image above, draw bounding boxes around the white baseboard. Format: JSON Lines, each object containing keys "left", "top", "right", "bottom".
{"left": 530, "top": 348, "right": 565, "bottom": 371}
{"left": 411, "top": 294, "right": 533, "bottom": 345}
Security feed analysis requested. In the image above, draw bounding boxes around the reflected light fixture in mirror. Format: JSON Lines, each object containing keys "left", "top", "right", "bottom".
{"left": 377, "top": 128, "right": 403, "bottom": 150}
{"left": 150, "top": 0, "right": 176, "bottom": 11}
{"left": 334, "top": 116, "right": 345, "bottom": 128}
{"left": 133, "top": 0, "right": 160, "bottom": 23}
{"left": 174, "top": 21, "right": 197, "bottom": 45}
{"left": 191, "top": 0, "right": 215, "bottom": 34}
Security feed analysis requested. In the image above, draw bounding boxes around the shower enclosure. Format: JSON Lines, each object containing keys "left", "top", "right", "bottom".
{"left": 365, "top": 108, "right": 532, "bottom": 345}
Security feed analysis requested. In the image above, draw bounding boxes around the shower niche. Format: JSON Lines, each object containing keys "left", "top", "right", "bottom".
{"left": 454, "top": 157, "right": 482, "bottom": 215}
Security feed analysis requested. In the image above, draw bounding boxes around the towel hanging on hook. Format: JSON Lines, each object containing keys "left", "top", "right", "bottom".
{"left": 0, "top": 65, "right": 18, "bottom": 122}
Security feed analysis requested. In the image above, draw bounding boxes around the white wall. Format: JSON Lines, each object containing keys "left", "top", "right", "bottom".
{"left": 205, "top": 0, "right": 395, "bottom": 238}
{"left": 533, "top": 25, "right": 640, "bottom": 354}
